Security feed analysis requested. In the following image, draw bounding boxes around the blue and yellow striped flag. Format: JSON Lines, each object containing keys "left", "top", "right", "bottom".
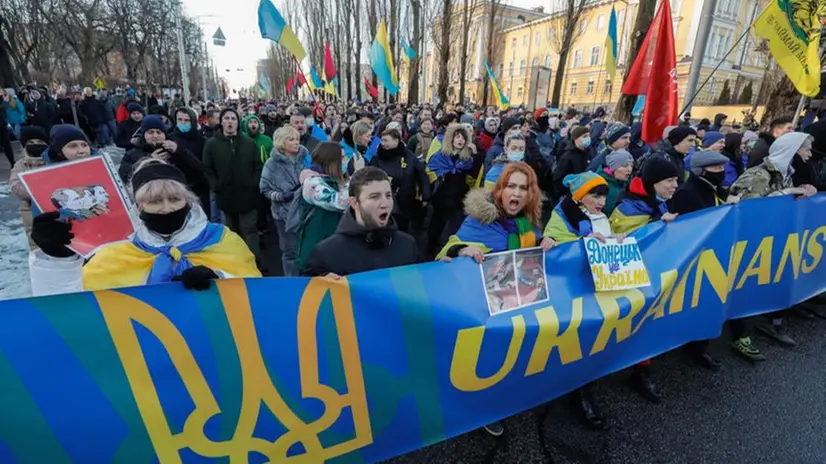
{"left": 401, "top": 39, "right": 418, "bottom": 62}
{"left": 484, "top": 61, "right": 509, "bottom": 111}
{"left": 257, "top": 0, "right": 306, "bottom": 61}
{"left": 309, "top": 67, "right": 324, "bottom": 91}
{"left": 605, "top": 6, "right": 618, "bottom": 80}
{"left": 369, "top": 19, "right": 399, "bottom": 95}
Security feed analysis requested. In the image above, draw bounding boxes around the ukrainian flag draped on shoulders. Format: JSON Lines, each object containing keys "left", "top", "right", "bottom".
{"left": 82, "top": 207, "right": 260, "bottom": 290}
{"left": 609, "top": 177, "right": 669, "bottom": 235}
{"left": 436, "top": 189, "right": 541, "bottom": 260}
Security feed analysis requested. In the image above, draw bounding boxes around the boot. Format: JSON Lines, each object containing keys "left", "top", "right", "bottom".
{"left": 630, "top": 366, "right": 662, "bottom": 403}
{"left": 571, "top": 386, "right": 605, "bottom": 430}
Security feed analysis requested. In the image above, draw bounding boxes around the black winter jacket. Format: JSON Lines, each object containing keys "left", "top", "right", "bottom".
{"left": 370, "top": 144, "right": 432, "bottom": 220}
{"left": 119, "top": 140, "right": 206, "bottom": 193}
{"left": 302, "top": 209, "right": 419, "bottom": 276}
{"left": 668, "top": 173, "right": 727, "bottom": 215}
{"left": 552, "top": 142, "right": 589, "bottom": 199}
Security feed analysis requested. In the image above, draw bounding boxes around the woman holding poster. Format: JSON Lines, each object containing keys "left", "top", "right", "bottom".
{"left": 436, "top": 162, "right": 555, "bottom": 437}
{"left": 28, "top": 159, "right": 261, "bottom": 296}
{"left": 543, "top": 171, "right": 630, "bottom": 430}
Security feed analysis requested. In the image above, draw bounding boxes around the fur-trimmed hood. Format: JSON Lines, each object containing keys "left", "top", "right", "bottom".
{"left": 441, "top": 123, "right": 473, "bottom": 160}
{"left": 463, "top": 188, "right": 499, "bottom": 224}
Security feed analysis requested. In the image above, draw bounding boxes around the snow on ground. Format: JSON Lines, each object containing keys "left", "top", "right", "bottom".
{"left": 0, "top": 182, "right": 32, "bottom": 300}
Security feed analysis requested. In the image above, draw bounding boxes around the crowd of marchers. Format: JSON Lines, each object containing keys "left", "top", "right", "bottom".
{"left": 5, "top": 89, "right": 826, "bottom": 437}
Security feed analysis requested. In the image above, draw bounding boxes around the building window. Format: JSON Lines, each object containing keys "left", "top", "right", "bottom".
{"left": 573, "top": 49, "right": 582, "bottom": 68}
{"left": 531, "top": 57, "right": 539, "bottom": 67}
{"left": 548, "top": 28, "right": 555, "bottom": 42}
{"left": 498, "top": 63, "right": 504, "bottom": 77}
{"left": 590, "top": 46, "right": 601, "bottom": 66}
{"left": 535, "top": 31, "right": 541, "bottom": 44}
{"left": 509, "top": 62, "right": 514, "bottom": 76}
{"left": 597, "top": 14, "right": 605, "bottom": 30}
{"left": 517, "top": 86, "right": 524, "bottom": 97}
{"left": 709, "top": 77, "right": 717, "bottom": 95}
{"left": 605, "top": 79, "right": 612, "bottom": 93}
{"left": 523, "top": 34, "right": 529, "bottom": 46}
{"left": 545, "top": 55, "right": 551, "bottom": 67}
{"left": 570, "top": 82, "right": 578, "bottom": 95}
{"left": 511, "top": 38, "right": 517, "bottom": 49}
{"left": 519, "top": 59, "right": 526, "bottom": 75}
{"left": 579, "top": 19, "right": 587, "bottom": 34}
{"left": 617, "top": 9, "right": 625, "bottom": 26}
{"left": 586, "top": 80, "right": 594, "bottom": 94}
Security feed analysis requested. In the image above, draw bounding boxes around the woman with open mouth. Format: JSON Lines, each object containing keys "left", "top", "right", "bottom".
{"left": 436, "top": 162, "right": 555, "bottom": 437}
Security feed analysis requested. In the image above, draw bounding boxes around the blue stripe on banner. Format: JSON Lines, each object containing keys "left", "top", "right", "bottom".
{"left": 0, "top": 194, "right": 822, "bottom": 462}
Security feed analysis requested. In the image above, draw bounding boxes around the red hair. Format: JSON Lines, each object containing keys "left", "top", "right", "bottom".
{"left": 491, "top": 162, "right": 543, "bottom": 227}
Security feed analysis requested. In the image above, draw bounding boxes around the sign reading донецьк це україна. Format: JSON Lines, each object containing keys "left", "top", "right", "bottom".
{"left": 585, "top": 237, "right": 651, "bottom": 292}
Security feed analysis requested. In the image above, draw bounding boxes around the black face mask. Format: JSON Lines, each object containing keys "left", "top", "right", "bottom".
{"left": 24, "top": 143, "right": 47, "bottom": 157}
{"left": 140, "top": 203, "right": 191, "bottom": 235}
{"left": 701, "top": 170, "right": 725, "bottom": 186}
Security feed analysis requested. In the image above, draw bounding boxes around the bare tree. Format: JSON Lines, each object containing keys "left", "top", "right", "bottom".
{"left": 456, "top": 0, "right": 481, "bottom": 105}
{"left": 480, "top": 0, "right": 505, "bottom": 106}
{"left": 434, "top": 0, "right": 452, "bottom": 105}
{"left": 548, "top": 0, "right": 588, "bottom": 107}
{"left": 612, "top": 0, "right": 657, "bottom": 123}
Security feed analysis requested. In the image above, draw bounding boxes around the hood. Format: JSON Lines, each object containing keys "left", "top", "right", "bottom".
{"left": 240, "top": 114, "right": 264, "bottom": 139}
{"left": 271, "top": 144, "right": 309, "bottom": 164}
{"left": 336, "top": 207, "right": 399, "bottom": 238}
{"left": 463, "top": 188, "right": 498, "bottom": 224}
{"left": 441, "top": 123, "right": 473, "bottom": 160}
{"left": 174, "top": 107, "right": 198, "bottom": 128}
{"left": 768, "top": 132, "right": 810, "bottom": 174}
{"left": 713, "top": 113, "right": 727, "bottom": 127}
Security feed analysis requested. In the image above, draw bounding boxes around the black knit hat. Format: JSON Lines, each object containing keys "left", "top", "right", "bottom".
{"left": 501, "top": 117, "right": 520, "bottom": 134}
{"left": 19, "top": 125, "right": 48, "bottom": 147}
{"left": 642, "top": 156, "right": 680, "bottom": 187}
{"left": 667, "top": 125, "right": 696, "bottom": 146}
{"left": 47, "top": 124, "right": 89, "bottom": 162}
{"left": 571, "top": 126, "right": 590, "bottom": 141}
{"left": 131, "top": 162, "right": 186, "bottom": 195}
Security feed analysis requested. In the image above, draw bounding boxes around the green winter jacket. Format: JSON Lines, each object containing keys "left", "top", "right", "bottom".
{"left": 203, "top": 131, "right": 263, "bottom": 214}
{"left": 241, "top": 114, "right": 275, "bottom": 163}
{"left": 597, "top": 170, "right": 626, "bottom": 216}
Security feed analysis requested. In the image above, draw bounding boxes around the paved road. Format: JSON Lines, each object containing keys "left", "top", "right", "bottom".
{"left": 3, "top": 146, "right": 825, "bottom": 464}
{"left": 384, "top": 316, "right": 826, "bottom": 464}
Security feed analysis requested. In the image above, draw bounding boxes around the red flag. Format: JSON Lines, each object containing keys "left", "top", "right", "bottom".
{"left": 324, "top": 42, "right": 337, "bottom": 80}
{"left": 286, "top": 77, "right": 295, "bottom": 93}
{"left": 296, "top": 71, "right": 306, "bottom": 85}
{"left": 621, "top": 0, "right": 677, "bottom": 145}
{"left": 364, "top": 75, "right": 378, "bottom": 99}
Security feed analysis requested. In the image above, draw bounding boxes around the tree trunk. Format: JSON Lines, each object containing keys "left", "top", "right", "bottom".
{"left": 407, "top": 0, "right": 422, "bottom": 104}
{"left": 759, "top": 75, "right": 800, "bottom": 129}
{"left": 550, "top": 47, "right": 570, "bottom": 107}
{"left": 613, "top": 0, "right": 656, "bottom": 124}
{"left": 436, "top": 0, "right": 452, "bottom": 106}
{"left": 354, "top": 0, "right": 363, "bottom": 102}
{"left": 458, "top": 2, "right": 474, "bottom": 105}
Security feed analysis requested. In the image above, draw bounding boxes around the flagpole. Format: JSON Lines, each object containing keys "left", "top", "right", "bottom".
{"left": 293, "top": 57, "right": 318, "bottom": 105}
{"left": 593, "top": 67, "right": 603, "bottom": 111}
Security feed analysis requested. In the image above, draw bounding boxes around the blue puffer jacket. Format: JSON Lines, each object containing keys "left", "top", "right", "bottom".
{"left": 5, "top": 96, "right": 26, "bottom": 124}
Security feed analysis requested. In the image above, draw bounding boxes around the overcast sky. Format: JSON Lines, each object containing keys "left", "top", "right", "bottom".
{"left": 183, "top": 0, "right": 548, "bottom": 90}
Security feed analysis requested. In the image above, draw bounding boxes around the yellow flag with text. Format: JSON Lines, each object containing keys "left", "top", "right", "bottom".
{"left": 754, "top": 0, "right": 825, "bottom": 97}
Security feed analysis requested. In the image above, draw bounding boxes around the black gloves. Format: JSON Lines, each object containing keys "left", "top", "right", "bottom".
{"left": 31, "top": 211, "right": 75, "bottom": 257}
{"left": 172, "top": 265, "right": 219, "bottom": 290}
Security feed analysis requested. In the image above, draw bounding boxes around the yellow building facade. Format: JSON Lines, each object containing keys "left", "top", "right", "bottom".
{"left": 492, "top": 0, "right": 768, "bottom": 114}
{"left": 420, "top": 1, "right": 548, "bottom": 105}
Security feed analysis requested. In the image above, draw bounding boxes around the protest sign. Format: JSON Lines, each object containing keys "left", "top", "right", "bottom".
{"left": 584, "top": 236, "right": 651, "bottom": 292}
{"left": 18, "top": 156, "right": 136, "bottom": 257}
{"left": 481, "top": 247, "right": 550, "bottom": 315}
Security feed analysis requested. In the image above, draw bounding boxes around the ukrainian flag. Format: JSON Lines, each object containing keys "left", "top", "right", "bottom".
{"left": 257, "top": 0, "right": 306, "bottom": 61}
{"left": 321, "top": 70, "right": 337, "bottom": 96}
{"left": 369, "top": 19, "right": 399, "bottom": 95}
{"left": 309, "top": 67, "right": 324, "bottom": 91}
{"left": 401, "top": 39, "right": 417, "bottom": 62}
{"left": 485, "top": 61, "right": 509, "bottom": 110}
{"left": 605, "top": 6, "right": 618, "bottom": 80}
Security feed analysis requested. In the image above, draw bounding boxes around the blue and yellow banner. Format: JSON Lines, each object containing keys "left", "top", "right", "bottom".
{"left": 0, "top": 195, "right": 824, "bottom": 463}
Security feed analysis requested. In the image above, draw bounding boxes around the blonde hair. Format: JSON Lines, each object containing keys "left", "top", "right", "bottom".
{"left": 132, "top": 158, "right": 199, "bottom": 206}
{"left": 273, "top": 126, "right": 300, "bottom": 152}
{"left": 350, "top": 120, "right": 373, "bottom": 145}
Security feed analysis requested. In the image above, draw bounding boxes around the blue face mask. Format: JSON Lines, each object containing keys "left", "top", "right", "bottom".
{"left": 306, "top": 117, "right": 315, "bottom": 127}
{"left": 506, "top": 151, "right": 524, "bottom": 162}
{"left": 581, "top": 136, "right": 592, "bottom": 148}
{"left": 176, "top": 123, "right": 191, "bottom": 133}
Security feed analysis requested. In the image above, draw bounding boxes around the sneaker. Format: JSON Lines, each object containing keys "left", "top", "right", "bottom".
{"left": 730, "top": 336, "right": 766, "bottom": 362}
{"left": 757, "top": 323, "right": 796, "bottom": 347}
{"left": 483, "top": 421, "right": 504, "bottom": 437}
